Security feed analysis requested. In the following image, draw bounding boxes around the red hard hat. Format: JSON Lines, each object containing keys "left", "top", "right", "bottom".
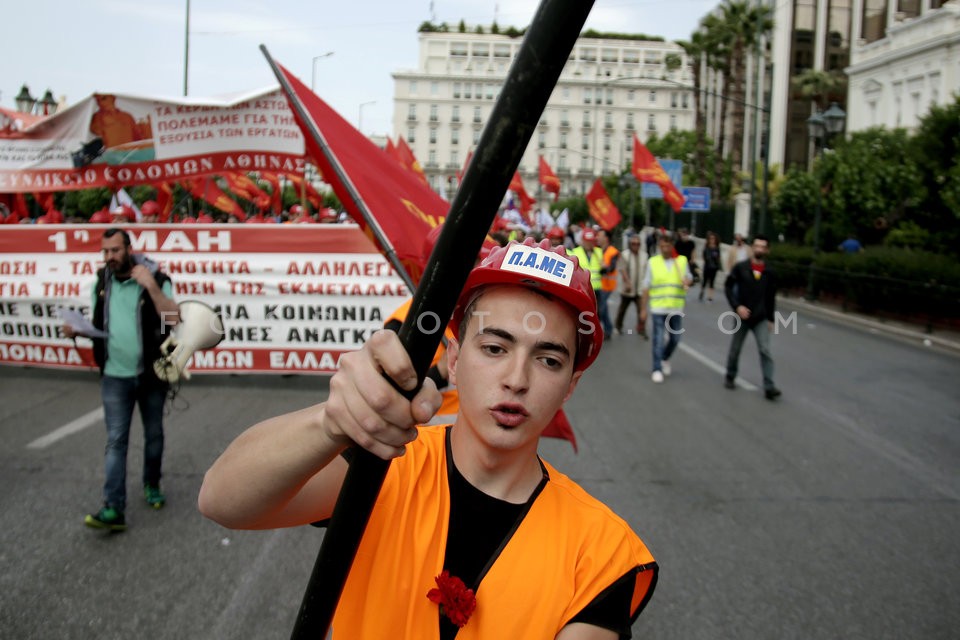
{"left": 546, "top": 226, "right": 565, "bottom": 240}
{"left": 196, "top": 212, "right": 214, "bottom": 223}
{"left": 321, "top": 207, "right": 339, "bottom": 221}
{"left": 140, "top": 200, "right": 160, "bottom": 216}
{"left": 451, "top": 238, "right": 602, "bottom": 372}
{"left": 581, "top": 228, "right": 597, "bottom": 242}
{"left": 290, "top": 204, "right": 303, "bottom": 215}
{"left": 90, "top": 208, "right": 112, "bottom": 223}
{"left": 112, "top": 205, "right": 136, "bottom": 222}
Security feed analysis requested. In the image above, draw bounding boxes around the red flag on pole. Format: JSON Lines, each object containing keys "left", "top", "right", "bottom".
{"left": 632, "top": 133, "right": 685, "bottom": 213}
{"left": 259, "top": 171, "right": 284, "bottom": 215}
{"left": 270, "top": 63, "right": 448, "bottom": 285}
{"left": 187, "top": 178, "right": 246, "bottom": 219}
{"left": 457, "top": 150, "right": 473, "bottom": 182}
{"left": 222, "top": 172, "right": 270, "bottom": 206}
{"left": 586, "top": 178, "right": 622, "bottom": 231}
{"left": 538, "top": 155, "right": 560, "bottom": 201}
{"left": 155, "top": 183, "right": 173, "bottom": 222}
{"left": 395, "top": 136, "right": 430, "bottom": 189}
{"left": 508, "top": 171, "right": 536, "bottom": 223}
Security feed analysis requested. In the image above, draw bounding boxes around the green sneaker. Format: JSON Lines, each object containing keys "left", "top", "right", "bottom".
{"left": 144, "top": 484, "right": 166, "bottom": 509}
{"left": 84, "top": 506, "right": 127, "bottom": 532}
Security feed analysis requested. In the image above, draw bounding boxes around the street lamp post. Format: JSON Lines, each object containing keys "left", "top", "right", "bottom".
{"left": 805, "top": 102, "right": 846, "bottom": 301}
{"left": 311, "top": 51, "right": 335, "bottom": 92}
{"left": 15, "top": 85, "right": 36, "bottom": 114}
{"left": 358, "top": 100, "right": 376, "bottom": 135}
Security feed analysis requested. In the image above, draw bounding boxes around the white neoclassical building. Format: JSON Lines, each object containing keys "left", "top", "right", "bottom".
{"left": 392, "top": 29, "right": 695, "bottom": 200}
{"left": 846, "top": 0, "right": 960, "bottom": 133}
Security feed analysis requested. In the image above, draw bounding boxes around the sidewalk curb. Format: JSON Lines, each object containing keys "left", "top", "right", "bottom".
{"left": 777, "top": 295, "right": 960, "bottom": 355}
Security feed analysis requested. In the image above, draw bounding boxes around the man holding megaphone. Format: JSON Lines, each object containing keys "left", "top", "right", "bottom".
{"left": 64, "top": 227, "right": 180, "bottom": 532}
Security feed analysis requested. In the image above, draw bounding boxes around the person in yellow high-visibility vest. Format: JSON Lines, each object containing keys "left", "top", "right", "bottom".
{"left": 640, "top": 234, "right": 692, "bottom": 383}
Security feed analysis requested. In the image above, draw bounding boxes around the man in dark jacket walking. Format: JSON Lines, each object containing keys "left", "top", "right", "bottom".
{"left": 723, "top": 234, "right": 781, "bottom": 400}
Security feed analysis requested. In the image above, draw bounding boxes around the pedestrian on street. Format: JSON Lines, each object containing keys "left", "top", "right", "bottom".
{"left": 615, "top": 232, "right": 648, "bottom": 339}
{"left": 199, "top": 238, "right": 659, "bottom": 639}
{"left": 723, "top": 234, "right": 782, "bottom": 400}
{"left": 63, "top": 228, "right": 180, "bottom": 531}
{"left": 699, "top": 231, "right": 722, "bottom": 302}
{"left": 596, "top": 228, "right": 619, "bottom": 340}
{"left": 640, "top": 235, "right": 692, "bottom": 383}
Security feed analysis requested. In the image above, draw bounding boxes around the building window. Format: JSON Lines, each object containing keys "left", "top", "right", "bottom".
{"left": 453, "top": 82, "right": 461, "bottom": 99}
{"left": 494, "top": 44, "right": 511, "bottom": 58}
{"left": 473, "top": 106, "right": 482, "bottom": 123}
{"left": 582, "top": 133, "right": 590, "bottom": 150}
{"left": 428, "top": 150, "right": 437, "bottom": 165}
{"left": 485, "top": 84, "right": 495, "bottom": 100}
{"left": 562, "top": 87, "right": 571, "bottom": 101}
{"left": 604, "top": 111, "right": 613, "bottom": 127}
{"left": 464, "top": 84, "right": 472, "bottom": 99}
{"left": 407, "top": 127, "right": 415, "bottom": 143}
{"left": 538, "top": 131, "right": 546, "bottom": 148}
{"left": 583, "top": 111, "right": 591, "bottom": 127}
{"left": 429, "top": 128, "right": 437, "bottom": 144}
{"left": 560, "top": 132, "right": 567, "bottom": 149}
{"left": 580, "top": 154, "right": 591, "bottom": 170}
{"left": 670, "top": 115, "right": 677, "bottom": 131}
{"left": 671, "top": 92, "right": 678, "bottom": 108}
{"left": 452, "top": 105, "right": 460, "bottom": 122}
{"left": 451, "top": 129, "right": 459, "bottom": 145}
{"left": 647, "top": 114, "right": 656, "bottom": 131}
{"left": 628, "top": 90, "right": 635, "bottom": 104}
{"left": 603, "top": 134, "right": 611, "bottom": 151}
{"left": 561, "top": 109, "right": 569, "bottom": 127}
{"left": 649, "top": 90, "right": 657, "bottom": 103}
{"left": 558, "top": 154, "right": 567, "bottom": 170}
{"left": 473, "top": 129, "right": 481, "bottom": 145}
{"left": 451, "top": 150, "right": 459, "bottom": 166}
{"left": 430, "top": 81, "right": 439, "bottom": 95}
{"left": 430, "top": 104, "right": 438, "bottom": 121}
{"left": 625, "top": 136, "right": 632, "bottom": 151}
{"left": 606, "top": 89, "right": 613, "bottom": 105}
{"left": 626, "top": 112, "right": 634, "bottom": 130}
{"left": 407, "top": 104, "right": 417, "bottom": 120}
{"left": 409, "top": 80, "right": 418, "bottom": 94}
{"left": 682, "top": 93, "right": 689, "bottom": 109}
{"left": 451, "top": 43, "right": 468, "bottom": 57}
{"left": 584, "top": 87, "right": 593, "bottom": 104}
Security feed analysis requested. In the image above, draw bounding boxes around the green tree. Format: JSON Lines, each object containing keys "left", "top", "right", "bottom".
{"left": 771, "top": 167, "right": 818, "bottom": 243}
{"left": 818, "top": 127, "right": 923, "bottom": 247}
{"left": 908, "top": 95, "right": 960, "bottom": 251}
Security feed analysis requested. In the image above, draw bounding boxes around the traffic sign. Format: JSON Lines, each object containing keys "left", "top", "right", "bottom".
{"left": 681, "top": 187, "right": 711, "bottom": 211}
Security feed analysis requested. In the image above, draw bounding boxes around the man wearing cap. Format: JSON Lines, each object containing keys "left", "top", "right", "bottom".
{"left": 200, "top": 238, "right": 658, "bottom": 639}
{"left": 569, "top": 227, "right": 604, "bottom": 335}
{"left": 640, "top": 235, "right": 692, "bottom": 383}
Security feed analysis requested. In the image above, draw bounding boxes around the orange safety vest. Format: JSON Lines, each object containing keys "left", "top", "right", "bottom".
{"left": 331, "top": 426, "right": 658, "bottom": 639}
{"left": 385, "top": 299, "right": 459, "bottom": 416}
{"left": 601, "top": 245, "right": 620, "bottom": 292}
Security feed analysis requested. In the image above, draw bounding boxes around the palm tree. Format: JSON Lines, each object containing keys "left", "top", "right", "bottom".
{"left": 678, "top": 33, "right": 710, "bottom": 187}
{"left": 793, "top": 68, "right": 847, "bottom": 113}
{"left": 700, "top": 13, "right": 732, "bottom": 196}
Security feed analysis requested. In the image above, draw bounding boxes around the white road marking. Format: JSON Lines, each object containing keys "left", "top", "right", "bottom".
{"left": 676, "top": 342, "right": 759, "bottom": 391}
{"left": 26, "top": 407, "right": 103, "bottom": 449}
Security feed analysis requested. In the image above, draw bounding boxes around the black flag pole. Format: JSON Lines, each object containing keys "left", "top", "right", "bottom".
{"left": 263, "top": 1, "right": 595, "bottom": 636}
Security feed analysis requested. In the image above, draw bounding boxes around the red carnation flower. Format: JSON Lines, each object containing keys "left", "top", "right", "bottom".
{"left": 427, "top": 570, "right": 477, "bottom": 627}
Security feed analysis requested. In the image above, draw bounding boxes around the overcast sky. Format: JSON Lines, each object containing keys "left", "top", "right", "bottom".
{"left": 3, "top": 0, "right": 716, "bottom": 137}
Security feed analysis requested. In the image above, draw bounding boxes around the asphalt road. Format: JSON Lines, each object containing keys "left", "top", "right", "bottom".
{"left": 2, "top": 296, "right": 958, "bottom": 639}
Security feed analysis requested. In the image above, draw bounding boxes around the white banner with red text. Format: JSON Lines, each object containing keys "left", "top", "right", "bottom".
{"left": 0, "top": 225, "right": 409, "bottom": 374}
{"left": 0, "top": 87, "right": 304, "bottom": 193}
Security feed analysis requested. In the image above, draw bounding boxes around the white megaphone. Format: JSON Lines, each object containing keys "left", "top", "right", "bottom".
{"left": 154, "top": 301, "right": 225, "bottom": 383}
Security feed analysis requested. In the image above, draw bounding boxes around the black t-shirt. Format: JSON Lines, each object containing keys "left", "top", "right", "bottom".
{"left": 439, "top": 436, "right": 633, "bottom": 639}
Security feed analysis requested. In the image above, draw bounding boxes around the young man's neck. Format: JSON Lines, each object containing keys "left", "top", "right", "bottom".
{"left": 449, "top": 425, "right": 543, "bottom": 504}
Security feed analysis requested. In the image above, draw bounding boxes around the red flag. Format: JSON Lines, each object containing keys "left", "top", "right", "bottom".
{"left": 395, "top": 136, "right": 430, "bottom": 188}
{"left": 538, "top": 155, "right": 560, "bottom": 201}
{"left": 259, "top": 171, "right": 284, "bottom": 215}
{"left": 508, "top": 171, "right": 535, "bottom": 223}
{"left": 285, "top": 173, "right": 323, "bottom": 209}
{"left": 586, "top": 179, "right": 622, "bottom": 231}
{"left": 632, "top": 133, "right": 685, "bottom": 213}
{"left": 385, "top": 137, "right": 398, "bottom": 162}
{"left": 155, "top": 183, "right": 173, "bottom": 222}
{"left": 187, "top": 178, "right": 245, "bottom": 219}
{"left": 222, "top": 172, "right": 270, "bottom": 206}
{"left": 271, "top": 62, "right": 448, "bottom": 285}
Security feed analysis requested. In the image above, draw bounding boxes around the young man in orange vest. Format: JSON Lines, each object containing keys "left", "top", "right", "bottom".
{"left": 596, "top": 228, "right": 619, "bottom": 340}
{"left": 199, "top": 238, "right": 658, "bottom": 639}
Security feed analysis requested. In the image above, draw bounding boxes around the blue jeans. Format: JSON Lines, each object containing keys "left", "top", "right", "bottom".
{"left": 725, "top": 320, "right": 776, "bottom": 390}
{"left": 651, "top": 311, "right": 683, "bottom": 372}
{"left": 100, "top": 375, "right": 166, "bottom": 512}
{"left": 597, "top": 289, "right": 613, "bottom": 337}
